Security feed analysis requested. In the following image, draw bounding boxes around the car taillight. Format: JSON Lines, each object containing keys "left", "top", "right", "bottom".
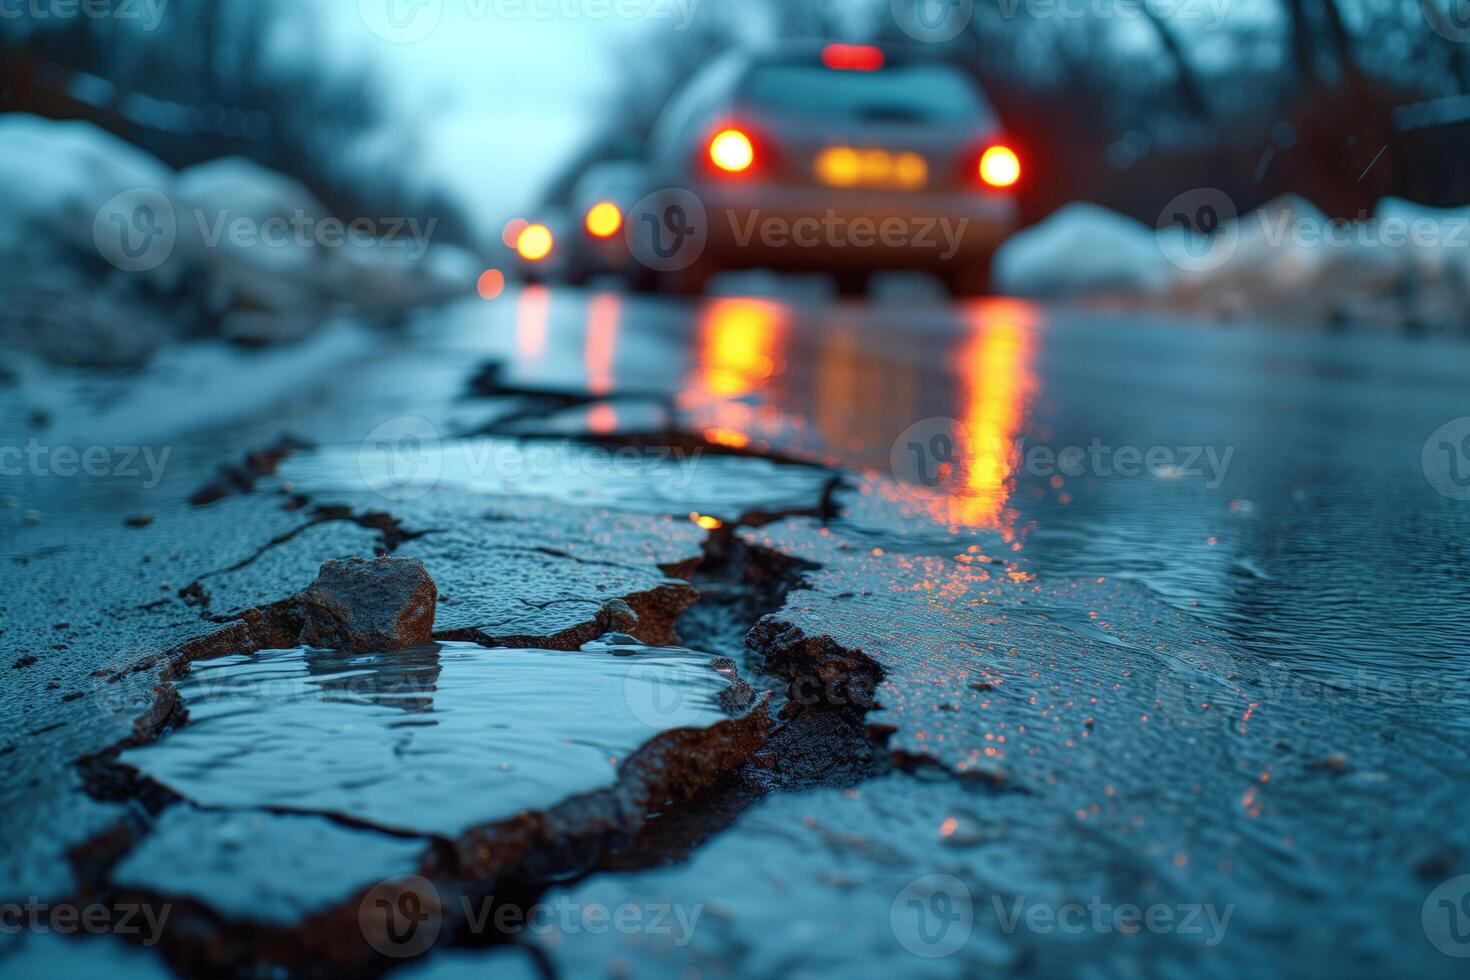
{"left": 516, "top": 224, "right": 554, "bottom": 262}
{"left": 584, "top": 201, "right": 623, "bottom": 239}
{"left": 822, "top": 44, "right": 884, "bottom": 71}
{"left": 708, "top": 128, "right": 755, "bottom": 175}
{"left": 978, "top": 145, "right": 1021, "bottom": 188}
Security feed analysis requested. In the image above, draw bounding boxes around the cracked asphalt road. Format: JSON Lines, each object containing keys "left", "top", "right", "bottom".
{"left": 2, "top": 289, "right": 1469, "bottom": 978}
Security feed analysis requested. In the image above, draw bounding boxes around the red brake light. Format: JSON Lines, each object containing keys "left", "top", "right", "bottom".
{"left": 823, "top": 44, "right": 885, "bottom": 71}
{"left": 708, "top": 128, "right": 755, "bottom": 174}
{"left": 979, "top": 145, "right": 1021, "bottom": 188}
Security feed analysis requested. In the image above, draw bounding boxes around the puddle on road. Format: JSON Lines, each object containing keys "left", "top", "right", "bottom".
{"left": 120, "top": 641, "right": 735, "bottom": 838}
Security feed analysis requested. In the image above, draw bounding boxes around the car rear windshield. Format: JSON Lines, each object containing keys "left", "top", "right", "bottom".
{"left": 742, "top": 62, "right": 983, "bottom": 124}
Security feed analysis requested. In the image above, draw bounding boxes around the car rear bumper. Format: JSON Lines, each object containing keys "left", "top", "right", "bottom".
{"left": 690, "top": 181, "right": 1018, "bottom": 271}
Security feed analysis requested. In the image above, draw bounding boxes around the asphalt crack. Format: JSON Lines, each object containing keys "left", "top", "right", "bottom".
{"left": 188, "top": 434, "right": 311, "bottom": 507}
{"left": 48, "top": 413, "right": 909, "bottom": 977}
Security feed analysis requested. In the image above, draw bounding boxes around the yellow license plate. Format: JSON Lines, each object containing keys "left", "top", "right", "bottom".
{"left": 815, "top": 147, "right": 928, "bottom": 190}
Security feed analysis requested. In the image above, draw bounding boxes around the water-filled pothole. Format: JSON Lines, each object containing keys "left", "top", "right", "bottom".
{"left": 119, "top": 641, "right": 737, "bottom": 838}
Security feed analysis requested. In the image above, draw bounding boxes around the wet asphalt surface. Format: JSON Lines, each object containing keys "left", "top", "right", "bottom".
{"left": 2, "top": 286, "right": 1469, "bottom": 978}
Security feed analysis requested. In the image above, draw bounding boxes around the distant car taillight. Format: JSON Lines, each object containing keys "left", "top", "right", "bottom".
{"left": 516, "top": 224, "right": 554, "bottom": 262}
{"left": 708, "top": 128, "right": 755, "bottom": 175}
{"left": 978, "top": 145, "right": 1021, "bottom": 189}
{"left": 822, "top": 44, "right": 885, "bottom": 71}
{"left": 584, "top": 201, "right": 623, "bottom": 239}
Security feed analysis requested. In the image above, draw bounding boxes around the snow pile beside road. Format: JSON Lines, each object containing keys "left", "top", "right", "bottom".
{"left": 177, "top": 156, "right": 335, "bottom": 338}
{"left": 994, "top": 203, "right": 1175, "bottom": 297}
{"left": 0, "top": 115, "right": 475, "bottom": 364}
{"left": 0, "top": 116, "right": 173, "bottom": 252}
{"left": 178, "top": 156, "right": 478, "bottom": 344}
{"left": 995, "top": 195, "right": 1470, "bottom": 334}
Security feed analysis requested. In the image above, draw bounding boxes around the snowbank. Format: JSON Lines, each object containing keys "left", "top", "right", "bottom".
{"left": 0, "top": 114, "right": 187, "bottom": 290}
{"left": 176, "top": 156, "right": 334, "bottom": 321}
{"left": 1374, "top": 198, "right": 1470, "bottom": 280}
{"left": 0, "top": 117, "right": 476, "bottom": 363}
{"left": 996, "top": 194, "right": 1470, "bottom": 333}
{"left": 0, "top": 115, "right": 173, "bottom": 252}
{"left": 994, "top": 203, "right": 1176, "bottom": 298}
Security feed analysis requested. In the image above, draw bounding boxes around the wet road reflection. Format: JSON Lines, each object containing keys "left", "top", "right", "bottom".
{"left": 946, "top": 300, "right": 1040, "bottom": 531}
{"left": 446, "top": 286, "right": 1470, "bottom": 695}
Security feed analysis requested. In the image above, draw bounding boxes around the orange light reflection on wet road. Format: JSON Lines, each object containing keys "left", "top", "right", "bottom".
{"left": 585, "top": 292, "right": 620, "bottom": 397}
{"left": 684, "top": 298, "right": 787, "bottom": 446}
{"left": 701, "top": 298, "right": 781, "bottom": 398}
{"left": 515, "top": 285, "right": 550, "bottom": 361}
{"left": 946, "top": 299, "right": 1040, "bottom": 531}
{"left": 584, "top": 292, "right": 621, "bottom": 434}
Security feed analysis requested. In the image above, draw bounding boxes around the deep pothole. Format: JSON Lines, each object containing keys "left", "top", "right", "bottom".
{"left": 58, "top": 502, "right": 890, "bottom": 978}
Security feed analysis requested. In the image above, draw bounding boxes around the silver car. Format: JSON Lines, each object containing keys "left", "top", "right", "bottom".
{"left": 631, "top": 42, "right": 1022, "bottom": 296}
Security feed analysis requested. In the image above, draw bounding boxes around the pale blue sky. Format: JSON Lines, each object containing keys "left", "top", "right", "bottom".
{"left": 308, "top": 1, "right": 652, "bottom": 241}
